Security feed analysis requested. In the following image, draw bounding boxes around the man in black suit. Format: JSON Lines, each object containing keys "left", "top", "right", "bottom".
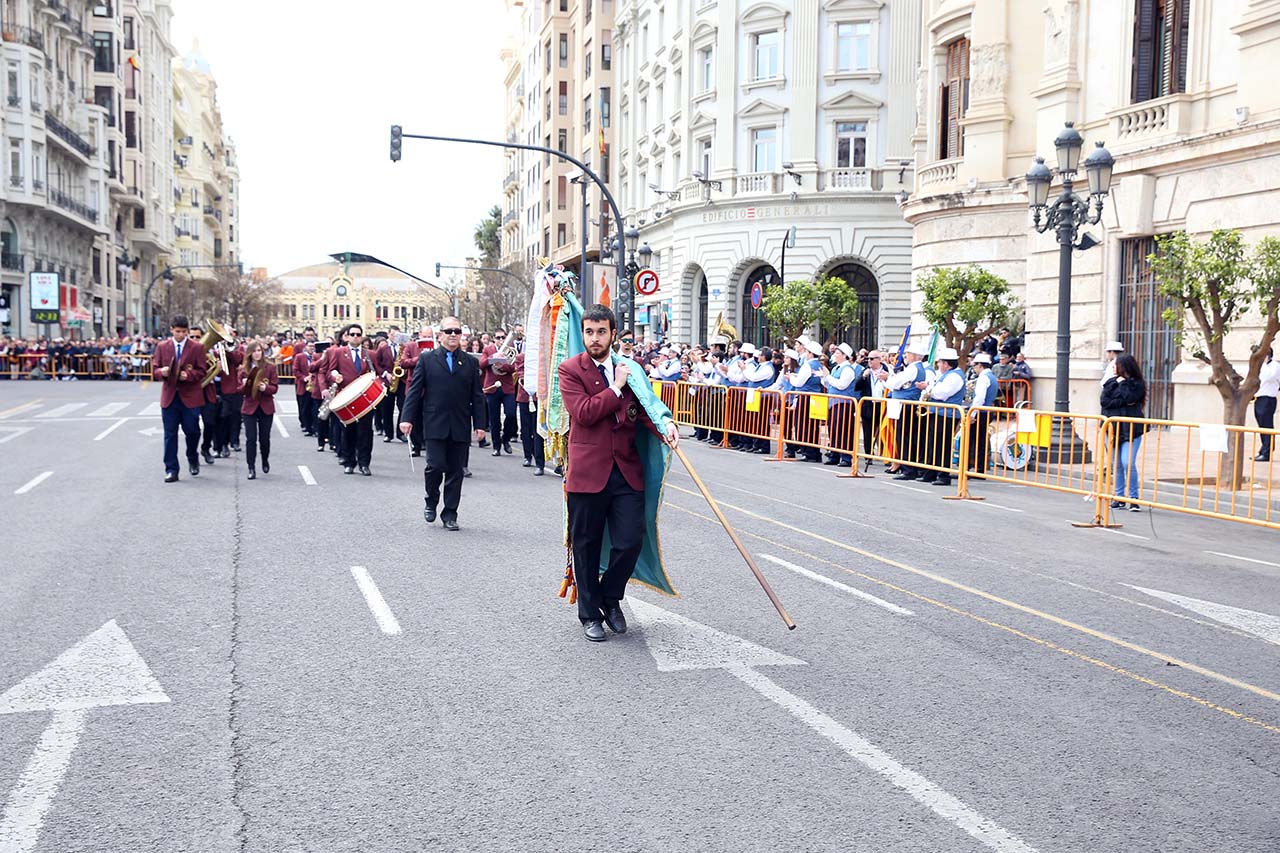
{"left": 400, "top": 316, "right": 488, "bottom": 531}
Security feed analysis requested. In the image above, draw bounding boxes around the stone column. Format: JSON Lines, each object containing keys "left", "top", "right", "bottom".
{"left": 790, "top": 1, "right": 819, "bottom": 177}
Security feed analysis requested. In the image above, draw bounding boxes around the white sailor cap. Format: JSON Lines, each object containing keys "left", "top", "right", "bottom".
{"left": 907, "top": 342, "right": 930, "bottom": 357}
{"left": 973, "top": 353, "right": 992, "bottom": 365}
{"left": 739, "top": 342, "right": 757, "bottom": 355}
{"left": 1105, "top": 340, "right": 1124, "bottom": 352}
{"left": 937, "top": 347, "right": 960, "bottom": 362}
{"left": 803, "top": 339, "right": 823, "bottom": 356}
{"left": 836, "top": 343, "right": 854, "bottom": 358}
{"left": 784, "top": 348, "right": 800, "bottom": 361}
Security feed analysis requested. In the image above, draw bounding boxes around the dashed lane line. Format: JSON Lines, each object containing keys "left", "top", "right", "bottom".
{"left": 298, "top": 465, "right": 317, "bottom": 486}
{"left": 1205, "top": 551, "right": 1280, "bottom": 570}
{"left": 663, "top": 483, "right": 1280, "bottom": 706}
{"left": 349, "top": 566, "right": 402, "bottom": 635}
{"left": 14, "top": 472, "right": 53, "bottom": 495}
{"left": 275, "top": 419, "right": 289, "bottom": 439}
{"left": 92, "top": 419, "right": 129, "bottom": 441}
{"left": 759, "top": 554, "right": 913, "bottom": 615}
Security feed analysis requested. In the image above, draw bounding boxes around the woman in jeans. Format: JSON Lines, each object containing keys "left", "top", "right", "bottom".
{"left": 236, "top": 340, "right": 279, "bottom": 480}
{"left": 1100, "top": 354, "right": 1147, "bottom": 512}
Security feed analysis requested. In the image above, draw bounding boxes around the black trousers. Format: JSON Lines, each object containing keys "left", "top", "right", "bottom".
{"left": 296, "top": 393, "right": 312, "bottom": 434}
{"left": 567, "top": 465, "right": 645, "bottom": 623}
{"left": 200, "top": 401, "right": 218, "bottom": 454}
{"left": 242, "top": 410, "right": 272, "bottom": 467}
{"left": 218, "top": 393, "right": 244, "bottom": 448}
{"left": 518, "top": 400, "right": 545, "bottom": 468}
{"left": 859, "top": 398, "right": 881, "bottom": 458}
{"left": 968, "top": 411, "right": 992, "bottom": 474}
{"left": 894, "top": 407, "right": 919, "bottom": 476}
{"left": 340, "top": 415, "right": 374, "bottom": 466}
{"left": 1256, "top": 396, "right": 1276, "bottom": 457}
{"left": 375, "top": 387, "right": 398, "bottom": 438}
{"left": 487, "top": 391, "right": 517, "bottom": 447}
{"left": 328, "top": 413, "right": 343, "bottom": 450}
{"left": 424, "top": 438, "right": 470, "bottom": 520}
{"left": 828, "top": 401, "right": 856, "bottom": 463}
{"left": 931, "top": 414, "right": 959, "bottom": 482}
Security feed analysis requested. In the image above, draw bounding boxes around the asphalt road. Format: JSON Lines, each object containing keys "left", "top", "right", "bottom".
{"left": 1, "top": 381, "right": 1278, "bottom": 852}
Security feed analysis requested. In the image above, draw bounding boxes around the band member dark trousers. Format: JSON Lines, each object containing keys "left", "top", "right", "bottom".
{"left": 341, "top": 415, "right": 374, "bottom": 467}
{"left": 487, "top": 391, "right": 517, "bottom": 448}
{"left": 968, "top": 410, "right": 992, "bottom": 475}
{"left": 1257, "top": 395, "right": 1276, "bottom": 459}
{"left": 424, "top": 439, "right": 469, "bottom": 521}
{"left": 392, "top": 384, "right": 407, "bottom": 438}
{"left": 376, "top": 391, "right": 397, "bottom": 440}
{"left": 243, "top": 410, "right": 273, "bottom": 469}
{"left": 859, "top": 398, "right": 881, "bottom": 458}
{"left": 328, "top": 412, "right": 342, "bottom": 450}
{"left": 219, "top": 392, "right": 244, "bottom": 449}
{"left": 200, "top": 400, "right": 219, "bottom": 457}
{"left": 296, "top": 392, "right": 312, "bottom": 434}
{"left": 316, "top": 412, "right": 329, "bottom": 449}
{"left": 895, "top": 409, "right": 920, "bottom": 477}
{"left": 930, "top": 414, "right": 959, "bottom": 485}
{"left": 162, "top": 400, "right": 201, "bottom": 476}
{"left": 567, "top": 465, "right": 644, "bottom": 624}
{"left": 518, "top": 400, "right": 545, "bottom": 468}
{"left": 706, "top": 387, "right": 724, "bottom": 444}
{"left": 829, "top": 400, "right": 855, "bottom": 466}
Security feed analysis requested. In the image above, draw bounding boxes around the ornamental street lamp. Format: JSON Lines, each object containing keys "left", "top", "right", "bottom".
{"left": 1025, "top": 121, "right": 1115, "bottom": 413}
{"left": 618, "top": 227, "right": 651, "bottom": 329}
{"left": 1025, "top": 121, "right": 1115, "bottom": 460}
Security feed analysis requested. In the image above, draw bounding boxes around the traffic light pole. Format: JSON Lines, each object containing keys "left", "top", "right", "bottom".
{"left": 390, "top": 128, "right": 632, "bottom": 331}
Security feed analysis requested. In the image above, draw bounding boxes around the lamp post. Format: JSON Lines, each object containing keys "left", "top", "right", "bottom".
{"left": 615, "top": 226, "right": 652, "bottom": 335}
{"left": 1025, "top": 121, "right": 1115, "bottom": 460}
{"left": 143, "top": 266, "right": 174, "bottom": 335}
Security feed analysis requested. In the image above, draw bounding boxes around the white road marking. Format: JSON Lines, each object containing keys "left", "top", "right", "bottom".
{"left": 1099, "top": 527, "right": 1149, "bottom": 541}
{"left": 759, "top": 554, "right": 913, "bottom": 615}
{"left": 884, "top": 481, "right": 933, "bottom": 495}
{"left": 275, "top": 419, "right": 289, "bottom": 439}
{"left": 0, "top": 708, "right": 87, "bottom": 853}
{"left": 298, "top": 465, "right": 317, "bottom": 486}
{"left": 1204, "top": 551, "right": 1280, "bottom": 570}
{"left": 0, "top": 427, "right": 33, "bottom": 445}
{"left": 0, "top": 620, "right": 170, "bottom": 853}
{"left": 137, "top": 426, "right": 164, "bottom": 437}
{"left": 138, "top": 402, "right": 161, "bottom": 416}
{"left": 92, "top": 418, "right": 129, "bottom": 441}
{"left": 35, "top": 403, "right": 86, "bottom": 419}
{"left": 627, "top": 599, "right": 1036, "bottom": 853}
{"left": 0, "top": 401, "right": 42, "bottom": 419}
{"left": 1122, "top": 584, "right": 1280, "bottom": 646}
{"left": 349, "top": 566, "right": 402, "bottom": 635}
{"left": 733, "top": 666, "right": 1038, "bottom": 853}
{"left": 87, "top": 402, "right": 130, "bottom": 417}
{"left": 277, "top": 399, "right": 299, "bottom": 415}
{"left": 968, "top": 500, "right": 1024, "bottom": 513}
{"left": 14, "top": 472, "right": 52, "bottom": 495}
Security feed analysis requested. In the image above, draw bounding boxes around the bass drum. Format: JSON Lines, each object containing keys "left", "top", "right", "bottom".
{"left": 329, "top": 373, "right": 386, "bottom": 425}
{"left": 992, "top": 425, "right": 1035, "bottom": 471}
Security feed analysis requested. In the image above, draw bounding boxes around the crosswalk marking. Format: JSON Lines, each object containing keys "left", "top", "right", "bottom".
{"left": 87, "top": 402, "right": 130, "bottom": 417}
{"left": 138, "top": 402, "right": 161, "bottom": 416}
{"left": 36, "top": 404, "right": 86, "bottom": 419}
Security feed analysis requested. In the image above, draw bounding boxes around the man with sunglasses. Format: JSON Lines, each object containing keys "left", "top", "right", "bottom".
{"left": 326, "top": 323, "right": 376, "bottom": 475}
{"left": 401, "top": 317, "right": 488, "bottom": 531}
{"left": 616, "top": 328, "right": 636, "bottom": 359}
{"left": 480, "top": 328, "right": 518, "bottom": 455}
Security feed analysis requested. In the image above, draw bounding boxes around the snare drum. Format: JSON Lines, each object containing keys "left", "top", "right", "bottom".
{"left": 329, "top": 373, "right": 386, "bottom": 425}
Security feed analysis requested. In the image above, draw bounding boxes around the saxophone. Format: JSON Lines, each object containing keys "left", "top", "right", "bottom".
{"left": 388, "top": 345, "right": 407, "bottom": 394}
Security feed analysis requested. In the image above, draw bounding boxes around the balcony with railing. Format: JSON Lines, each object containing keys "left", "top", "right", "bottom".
{"left": 9, "top": 174, "right": 23, "bottom": 189}
{"left": 735, "top": 172, "right": 780, "bottom": 195}
{"left": 6, "top": 94, "right": 20, "bottom": 109}
{"left": 47, "top": 187, "right": 98, "bottom": 223}
{"left": 502, "top": 209, "right": 518, "bottom": 225}
{"left": 1, "top": 252, "right": 24, "bottom": 272}
{"left": 1108, "top": 93, "right": 1193, "bottom": 150}
{"left": 917, "top": 158, "right": 960, "bottom": 191}
{"left": 44, "top": 111, "right": 95, "bottom": 159}
{"left": 3, "top": 24, "right": 45, "bottom": 51}
{"left": 821, "top": 167, "right": 875, "bottom": 192}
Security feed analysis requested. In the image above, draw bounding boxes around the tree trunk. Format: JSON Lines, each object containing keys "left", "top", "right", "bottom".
{"left": 1219, "top": 391, "right": 1250, "bottom": 489}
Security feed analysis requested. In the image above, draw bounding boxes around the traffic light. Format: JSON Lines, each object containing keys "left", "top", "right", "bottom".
{"left": 390, "top": 125, "right": 402, "bottom": 162}
{"left": 435, "top": 263, "right": 441, "bottom": 278}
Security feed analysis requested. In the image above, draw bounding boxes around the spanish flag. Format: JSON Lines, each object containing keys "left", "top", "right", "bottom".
{"left": 128, "top": 55, "right": 141, "bottom": 71}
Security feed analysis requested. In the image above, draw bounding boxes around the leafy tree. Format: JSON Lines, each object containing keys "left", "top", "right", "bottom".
{"left": 917, "top": 265, "right": 1020, "bottom": 368}
{"left": 464, "top": 207, "right": 533, "bottom": 333}
{"left": 1150, "top": 230, "right": 1280, "bottom": 486}
{"left": 473, "top": 205, "right": 502, "bottom": 267}
{"left": 760, "top": 276, "right": 863, "bottom": 344}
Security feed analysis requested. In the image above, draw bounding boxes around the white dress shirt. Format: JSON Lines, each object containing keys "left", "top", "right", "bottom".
{"left": 1259, "top": 360, "right": 1279, "bottom": 398}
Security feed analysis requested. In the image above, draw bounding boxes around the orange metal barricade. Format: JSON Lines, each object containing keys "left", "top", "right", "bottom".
{"left": 1098, "top": 416, "right": 1278, "bottom": 530}
{"left": 721, "top": 385, "right": 785, "bottom": 451}
{"left": 998, "top": 378, "right": 1032, "bottom": 407}
{"left": 853, "top": 398, "right": 967, "bottom": 483}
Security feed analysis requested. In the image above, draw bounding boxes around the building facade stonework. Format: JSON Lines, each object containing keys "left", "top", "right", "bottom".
{"left": 615, "top": 0, "right": 920, "bottom": 349}
{"left": 904, "top": 0, "right": 1280, "bottom": 423}
{"left": 271, "top": 261, "right": 450, "bottom": 340}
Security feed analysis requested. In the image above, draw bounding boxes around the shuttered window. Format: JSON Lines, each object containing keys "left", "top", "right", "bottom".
{"left": 938, "top": 38, "right": 969, "bottom": 161}
{"left": 1132, "top": 0, "right": 1189, "bottom": 103}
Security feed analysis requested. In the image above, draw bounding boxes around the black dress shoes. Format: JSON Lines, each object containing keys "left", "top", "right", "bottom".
{"left": 463, "top": 467, "right": 472, "bottom": 478}
{"left": 522, "top": 459, "right": 534, "bottom": 467}
{"left": 822, "top": 456, "right": 841, "bottom": 465}
{"left": 602, "top": 604, "right": 627, "bottom": 634}
{"left": 424, "top": 506, "right": 437, "bottom": 523}
{"left": 442, "top": 518, "right": 460, "bottom": 531}
{"left": 478, "top": 438, "right": 489, "bottom": 448}
{"left": 492, "top": 449, "right": 502, "bottom": 457}
{"left": 893, "top": 473, "right": 917, "bottom": 481}
{"left": 359, "top": 466, "right": 371, "bottom": 476}
{"left": 502, "top": 442, "right": 512, "bottom": 455}
{"left": 344, "top": 465, "right": 355, "bottom": 475}
{"left": 411, "top": 449, "right": 421, "bottom": 457}
{"left": 316, "top": 445, "right": 327, "bottom": 452}
{"left": 202, "top": 450, "right": 215, "bottom": 465}
{"left": 247, "top": 467, "right": 256, "bottom": 480}
{"left": 231, "top": 444, "right": 241, "bottom": 452}
{"left": 164, "top": 472, "right": 179, "bottom": 483}
{"left": 383, "top": 436, "right": 393, "bottom": 443}
{"left": 583, "top": 620, "right": 607, "bottom": 642}
{"left": 189, "top": 463, "right": 200, "bottom": 476}
{"left": 262, "top": 460, "right": 270, "bottom": 474}
{"left": 398, "top": 435, "right": 408, "bottom": 443}
{"left": 220, "top": 448, "right": 231, "bottom": 458}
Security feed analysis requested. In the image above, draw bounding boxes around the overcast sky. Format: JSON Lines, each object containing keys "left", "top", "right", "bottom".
{"left": 169, "top": 0, "right": 507, "bottom": 280}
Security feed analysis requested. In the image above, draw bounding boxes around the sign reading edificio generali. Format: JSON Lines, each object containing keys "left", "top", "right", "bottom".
{"left": 700, "top": 203, "right": 834, "bottom": 224}
{"left": 29, "top": 272, "right": 59, "bottom": 324}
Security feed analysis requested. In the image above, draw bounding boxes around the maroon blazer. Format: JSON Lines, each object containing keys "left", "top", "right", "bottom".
{"left": 326, "top": 345, "right": 374, "bottom": 388}
{"left": 558, "top": 352, "right": 659, "bottom": 494}
{"left": 237, "top": 362, "right": 280, "bottom": 415}
{"left": 220, "top": 346, "right": 244, "bottom": 394}
{"left": 292, "top": 352, "right": 310, "bottom": 395}
{"left": 480, "top": 344, "right": 516, "bottom": 395}
{"left": 152, "top": 338, "right": 207, "bottom": 409}
{"left": 514, "top": 353, "right": 531, "bottom": 404}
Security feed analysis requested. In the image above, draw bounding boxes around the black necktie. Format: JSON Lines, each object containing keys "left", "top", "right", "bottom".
{"left": 598, "top": 363, "right": 611, "bottom": 388}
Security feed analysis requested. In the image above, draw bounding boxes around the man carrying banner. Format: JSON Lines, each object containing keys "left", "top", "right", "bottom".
{"left": 557, "top": 304, "right": 680, "bottom": 643}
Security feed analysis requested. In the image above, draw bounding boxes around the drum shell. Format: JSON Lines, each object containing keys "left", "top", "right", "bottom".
{"left": 330, "top": 374, "right": 386, "bottom": 425}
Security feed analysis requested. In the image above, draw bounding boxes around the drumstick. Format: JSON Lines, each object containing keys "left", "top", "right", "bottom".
{"left": 409, "top": 440, "right": 415, "bottom": 474}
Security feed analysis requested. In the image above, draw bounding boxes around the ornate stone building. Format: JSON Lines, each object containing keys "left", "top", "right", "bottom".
{"left": 271, "top": 260, "right": 450, "bottom": 339}
{"left": 904, "top": 0, "right": 1280, "bottom": 421}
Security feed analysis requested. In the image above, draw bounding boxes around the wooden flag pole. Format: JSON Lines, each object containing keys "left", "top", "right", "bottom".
{"left": 673, "top": 444, "right": 796, "bottom": 630}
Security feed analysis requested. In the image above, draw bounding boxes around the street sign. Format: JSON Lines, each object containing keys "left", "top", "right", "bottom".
{"left": 635, "top": 269, "right": 660, "bottom": 296}
{"left": 750, "top": 280, "right": 764, "bottom": 309}
{"left": 29, "top": 272, "right": 59, "bottom": 324}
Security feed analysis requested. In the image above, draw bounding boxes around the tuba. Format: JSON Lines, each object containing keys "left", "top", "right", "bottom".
{"left": 199, "top": 320, "right": 233, "bottom": 388}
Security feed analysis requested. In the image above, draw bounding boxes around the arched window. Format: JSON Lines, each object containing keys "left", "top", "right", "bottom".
{"left": 823, "top": 262, "right": 879, "bottom": 352}
{"left": 696, "top": 277, "right": 708, "bottom": 345}
{"left": 740, "top": 264, "right": 778, "bottom": 349}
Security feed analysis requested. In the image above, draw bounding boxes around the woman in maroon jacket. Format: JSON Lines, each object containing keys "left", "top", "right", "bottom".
{"left": 237, "top": 340, "right": 280, "bottom": 480}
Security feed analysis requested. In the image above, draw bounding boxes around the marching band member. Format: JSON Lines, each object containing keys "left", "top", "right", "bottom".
{"left": 888, "top": 343, "right": 930, "bottom": 480}
{"left": 925, "top": 348, "right": 965, "bottom": 487}
{"left": 480, "top": 329, "right": 518, "bottom": 456}
{"left": 398, "top": 323, "right": 433, "bottom": 457}
{"left": 821, "top": 343, "right": 861, "bottom": 467}
{"left": 216, "top": 328, "right": 245, "bottom": 456}
{"left": 742, "top": 344, "right": 777, "bottom": 454}
{"left": 310, "top": 342, "right": 329, "bottom": 452}
{"left": 189, "top": 324, "right": 220, "bottom": 467}
{"left": 293, "top": 342, "right": 314, "bottom": 437}
{"left": 514, "top": 350, "right": 546, "bottom": 475}
{"left": 327, "top": 323, "right": 376, "bottom": 476}
{"left": 152, "top": 315, "right": 208, "bottom": 483}
{"left": 237, "top": 340, "right": 280, "bottom": 480}
{"left": 968, "top": 353, "right": 998, "bottom": 476}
